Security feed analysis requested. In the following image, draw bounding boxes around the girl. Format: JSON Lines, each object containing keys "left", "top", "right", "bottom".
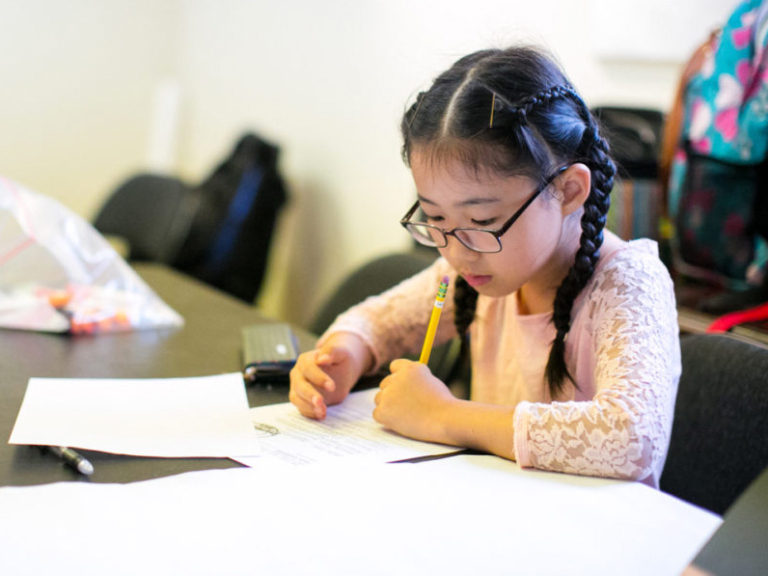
{"left": 289, "top": 46, "right": 680, "bottom": 487}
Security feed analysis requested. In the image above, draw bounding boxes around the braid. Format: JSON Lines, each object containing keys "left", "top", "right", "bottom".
{"left": 453, "top": 275, "right": 478, "bottom": 339}
{"left": 511, "top": 85, "right": 573, "bottom": 123}
{"left": 544, "top": 106, "right": 616, "bottom": 398}
{"left": 453, "top": 275, "right": 479, "bottom": 370}
{"left": 490, "top": 85, "right": 578, "bottom": 170}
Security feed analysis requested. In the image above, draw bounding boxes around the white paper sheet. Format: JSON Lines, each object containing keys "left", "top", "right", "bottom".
{"left": 231, "top": 388, "right": 457, "bottom": 467}
{"left": 8, "top": 373, "right": 261, "bottom": 458}
{"left": 0, "top": 456, "right": 722, "bottom": 575}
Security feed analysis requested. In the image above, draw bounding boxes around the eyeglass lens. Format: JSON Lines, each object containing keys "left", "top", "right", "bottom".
{"left": 406, "top": 223, "right": 501, "bottom": 253}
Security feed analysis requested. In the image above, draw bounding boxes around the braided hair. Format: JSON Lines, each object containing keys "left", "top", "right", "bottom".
{"left": 401, "top": 46, "right": 616, "bottom": 399}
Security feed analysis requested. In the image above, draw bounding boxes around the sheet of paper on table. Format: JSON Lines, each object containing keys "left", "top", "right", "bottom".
{"left": 231, "top": 387, "right": 457, "bottom": 468}
{"left": 0, "top": 455, "right": 722, "bottom": 576}
{"left": 8, "top": 373, "right": 261, "bottom": 458}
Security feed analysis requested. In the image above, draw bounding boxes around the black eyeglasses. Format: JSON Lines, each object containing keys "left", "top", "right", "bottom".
{"left": 400, "top": 166, "right": 568, "bottom": 254}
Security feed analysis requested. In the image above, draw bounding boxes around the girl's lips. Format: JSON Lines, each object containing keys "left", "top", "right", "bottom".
{"left": 463, "top": 274, "right": 492, "bottom": 288}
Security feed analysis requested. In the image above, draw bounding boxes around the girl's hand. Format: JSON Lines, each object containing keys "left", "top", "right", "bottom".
{"left": 373, "top": 359, "right": 456, "bottom": 444}
{"left": 289, "top": 332, "right": 373, "bottom": 420}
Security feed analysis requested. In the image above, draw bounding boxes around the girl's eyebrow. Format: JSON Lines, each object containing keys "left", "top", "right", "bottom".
{"left": 417, "top": 195, "right": 501, "bottom": 207}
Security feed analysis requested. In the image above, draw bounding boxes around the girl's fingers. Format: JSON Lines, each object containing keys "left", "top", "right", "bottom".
{"left": 388, "top": 358, "right": 413, "bottom": 373}
{"left": 289, "top": 379, "right": 327, "bottom": 419}
{"left": 296, "top": 353, "right": 335, "bottom": 392}
{"left": 316, "top": 345, "right": 347, "bottom": 367}
{"left": 290, "top": 369, "right": 323, "bottom": 404}
{"left": 289, "top": 346, "right": 355, "bottom": 419}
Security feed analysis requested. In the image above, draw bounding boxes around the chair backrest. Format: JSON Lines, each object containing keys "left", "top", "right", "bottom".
{"left": 94, "top": 173, "right": 194, "bottom": 264}
{"left": 309, "top": 251, "right": 467, "bottom": 387}
{"left": 660, "top": 334, "right": 768, "bottom": 515}
{"left": 310, "top": 251, "right": 435, "bottom": 336}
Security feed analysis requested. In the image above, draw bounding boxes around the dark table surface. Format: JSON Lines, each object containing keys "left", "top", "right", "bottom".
{"left": 0, "top": 264, "right": 317, "bottom": 487}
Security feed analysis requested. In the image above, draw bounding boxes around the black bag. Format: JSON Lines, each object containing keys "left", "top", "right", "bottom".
{"left": 592, "top": 106, "right": 665, "bottom": 241}
{"left": 173, "top": 133, "right": 288, "bottom": 302}
{"left": 592, "top": 106, "right": 664, "bottom": 180}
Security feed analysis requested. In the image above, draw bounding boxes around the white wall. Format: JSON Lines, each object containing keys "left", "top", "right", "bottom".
{"left": 0, "top": 0, "right": 181, "bottom": 217}
{"left": 0, "top": 0, "right": 737, "bottom": 328}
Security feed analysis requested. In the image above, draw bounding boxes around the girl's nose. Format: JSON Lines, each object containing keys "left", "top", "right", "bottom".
{"left": 440, "top": 236, "right": 480, "bottom": 266}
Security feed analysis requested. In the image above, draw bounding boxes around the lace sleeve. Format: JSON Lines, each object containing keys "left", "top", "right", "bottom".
{"left": 514, "top": 251, "right": 681, "bottom": 482}
{"left": 319, "top": 258, "right": 459, "bottom": 372}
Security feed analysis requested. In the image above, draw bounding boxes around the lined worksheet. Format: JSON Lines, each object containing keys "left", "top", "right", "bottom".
{"left": 231, "top": 388, "right": 456, "bottom": 467}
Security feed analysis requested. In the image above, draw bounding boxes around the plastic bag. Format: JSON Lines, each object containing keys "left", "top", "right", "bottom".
{"left": 0, "top": 175, "right": 184, "bottom": 333}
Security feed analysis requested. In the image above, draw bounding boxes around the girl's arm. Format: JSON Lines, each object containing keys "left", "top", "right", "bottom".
{"left": 320, "top": 257, "right": 459, "bottom": 373}
{"left": 375, "top": 249, "right": 680, "bottom": 483}
{"left": 374, "top": 360, "right": 517, "bottom": 459}
{"left": 514, "top": 252, "right": 681, "bottom": 482}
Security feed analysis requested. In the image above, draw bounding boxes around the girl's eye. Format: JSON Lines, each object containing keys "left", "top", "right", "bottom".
{"left": 424, "top": 214, "right": 444, "bottom": 223}
{"left": 471, "top": 218, "right": 497, "bottom": 227}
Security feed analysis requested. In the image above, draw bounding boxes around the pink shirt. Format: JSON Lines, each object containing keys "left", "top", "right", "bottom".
{"left": 324, "top": 240, "right": 681, "bottom": 488}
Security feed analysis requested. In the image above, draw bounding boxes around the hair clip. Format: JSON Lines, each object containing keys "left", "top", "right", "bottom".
{"left": 489, "top": 93, "right": 497, "bottom": 128}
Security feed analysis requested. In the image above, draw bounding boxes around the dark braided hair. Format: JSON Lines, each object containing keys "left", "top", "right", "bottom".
{"left": 401, "top": 46, "right": 616, "bottom": 399}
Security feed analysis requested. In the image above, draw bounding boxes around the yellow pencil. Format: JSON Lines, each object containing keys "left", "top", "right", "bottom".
{"left": 419, "top": 275, "right": 450, "bottom": 364}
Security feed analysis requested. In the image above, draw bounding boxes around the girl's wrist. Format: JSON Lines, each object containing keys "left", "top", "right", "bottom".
{"left": 433, "top": 395, "right": 466, "bottom": 446}
{"left": 325, "top": 331, "right": 375, "bottom": 384}
{"left": 435, "top": 399, "right": 517, "bottom": 459}
{"left": 344, "top": 334, "right": 375, "bottom": 378}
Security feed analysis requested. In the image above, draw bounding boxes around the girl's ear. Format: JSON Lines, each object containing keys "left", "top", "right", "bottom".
{"left": 558, "top": 163, "right": 592, "bottom": 216}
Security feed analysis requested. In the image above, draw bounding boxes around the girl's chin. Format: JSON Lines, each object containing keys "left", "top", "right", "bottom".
{"left": 469, "top": 278, "right": 520, "bottom": 298}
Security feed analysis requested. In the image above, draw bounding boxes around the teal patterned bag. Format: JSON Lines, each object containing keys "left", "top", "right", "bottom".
{"left": 669, "top": 0, "right": 768, "bottom": 285}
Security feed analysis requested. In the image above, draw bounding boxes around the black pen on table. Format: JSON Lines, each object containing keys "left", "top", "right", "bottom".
{"left": 44, "top": 446, "right": 94, "bottom": 476}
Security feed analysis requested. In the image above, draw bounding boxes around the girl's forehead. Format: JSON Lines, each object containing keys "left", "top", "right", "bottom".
{"left": 411, "top": 152, "right": 535, "bottom": 204}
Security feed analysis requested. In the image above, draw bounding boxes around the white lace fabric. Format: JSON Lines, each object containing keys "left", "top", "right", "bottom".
{"left": 514, "top": 246, "right": 680, "bottom": 487}
{"left": 323, "top": 239, "right": 680, "bottom": 487}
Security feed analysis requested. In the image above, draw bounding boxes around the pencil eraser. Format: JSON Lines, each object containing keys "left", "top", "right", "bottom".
{"left": 442, "top": 275, "right": 450, "bottom": 285}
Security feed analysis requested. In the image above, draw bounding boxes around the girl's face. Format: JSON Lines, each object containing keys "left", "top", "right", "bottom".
{"left": 409, "top": 150, "right": 583, "bottom": 302}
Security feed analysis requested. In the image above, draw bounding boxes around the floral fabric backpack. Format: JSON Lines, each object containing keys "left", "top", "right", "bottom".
{"left": 667, "top": 0, "right": 768, "bottom": 287}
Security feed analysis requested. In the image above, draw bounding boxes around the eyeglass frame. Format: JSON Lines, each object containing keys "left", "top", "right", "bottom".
{"left": 399, "top": 165, "right": 570, "bottom": 254}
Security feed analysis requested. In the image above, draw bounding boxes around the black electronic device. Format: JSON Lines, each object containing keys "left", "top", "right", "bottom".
{"left": 241, "top": 323, "right": 298, "bottom": 384}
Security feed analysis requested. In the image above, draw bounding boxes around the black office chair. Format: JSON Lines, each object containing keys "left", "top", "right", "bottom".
{"left": 660, "top": 334, "right": 768, "bottom": 515}
{"left": 310, "top": 251, "right": 435, "bottom": 335}
{"left": 309, "top": 251, "right": 468, "bottom": 390}
{"left": 94, "top": 173, "right": 196, "bottom": 264}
